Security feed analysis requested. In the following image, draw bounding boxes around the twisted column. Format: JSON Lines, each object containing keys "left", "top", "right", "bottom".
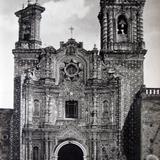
{"left": 102, "top": 11, "right": 108, "bottom": 49}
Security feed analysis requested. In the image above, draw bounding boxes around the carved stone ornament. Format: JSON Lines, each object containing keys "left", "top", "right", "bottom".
{"left": 60, "top": 59, "right": 83, "bottom": 81}
{"left": 66, "top": 45, "right": 76, "bottom": 55}
{"left": 101, "top": 142, "right": 118, "bottom": 160}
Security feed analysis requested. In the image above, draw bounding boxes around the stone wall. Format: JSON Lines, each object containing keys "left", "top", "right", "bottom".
{"left": 0, "top": 109, "right": 13, "bottom": 160}
{"left": 122, "top": 91, "right": 141, "bottom": 160}
{"left": 102, "top": 54, "right": 144, "bottom": 128}
{"left": 141, "top": 88, "right": 160, "bottom": 160}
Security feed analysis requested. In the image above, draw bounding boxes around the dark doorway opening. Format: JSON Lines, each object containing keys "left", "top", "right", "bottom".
{"left": 58, "top": 143, "right": 83, "bottom": 160}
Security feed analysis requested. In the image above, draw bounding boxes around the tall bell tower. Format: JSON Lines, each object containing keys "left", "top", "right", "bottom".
{"left": 15, "top": 1, "right": 45, "bottom": 49}
{"left": 98, "top": 0, "right": 146, "bottom": 124}
{"left": 11, "top": 2, "right": 45, "bottom": 160}
{"left": 98, "top": 0, "right": 146, "bottom": 159}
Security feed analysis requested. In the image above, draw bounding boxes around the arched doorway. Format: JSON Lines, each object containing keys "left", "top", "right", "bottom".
{"left": 54, "top": 141, "right": 87, "bottom": 160}
{"left": 58, "top": 143, "right": 83, "bottom": 160}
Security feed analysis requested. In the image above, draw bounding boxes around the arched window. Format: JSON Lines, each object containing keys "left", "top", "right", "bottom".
{"left": 33, "top": 146, "right": 39, "bottom": 160}
{"left": 117, "top": 15, "right": 128, "bottom": 35}
{"left": 33, "top": 100, "right": 40, "bottom": 116}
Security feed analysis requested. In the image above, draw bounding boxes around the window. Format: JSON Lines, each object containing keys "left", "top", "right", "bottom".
{"left": 33, "top": 146, "right": 39, "bottom": 160}
{"left": 65, "top": 101, "right": 78, "bottom": 118}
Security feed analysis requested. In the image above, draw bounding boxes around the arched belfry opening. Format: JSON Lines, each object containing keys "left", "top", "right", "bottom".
{"left": 58, "top": 143, "right": 83, "bottom": 160}
{"left": 117, "top": 14, "right": 129, "bottom": 42}
{"left": 117, "top": 15, "right": 128, "bottom": 35}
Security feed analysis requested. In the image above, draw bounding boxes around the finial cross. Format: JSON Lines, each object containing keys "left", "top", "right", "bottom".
{"left": 28, "top": 0, "right": 38, "bottom": 5}
{"left": 22, "top": 3, "right": 25, "bottom": 9}
{"left": 69, "top": 26, "right": 74, "bottom": 38}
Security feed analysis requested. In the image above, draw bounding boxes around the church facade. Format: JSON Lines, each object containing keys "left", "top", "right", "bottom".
{"left": 0, "top": 0, "right": 160, "bottom": 160}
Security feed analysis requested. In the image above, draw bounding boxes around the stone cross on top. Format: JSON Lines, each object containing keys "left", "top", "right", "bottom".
{"left": 28, "top": 0, "right": 38, "bottom": 5}
{"left": 69, "top": 26, "right": 74, "bottom": 38}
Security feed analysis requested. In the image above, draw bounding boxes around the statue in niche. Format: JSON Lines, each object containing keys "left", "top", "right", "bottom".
{"left": 103, "top": 100, "right": 111, "bottom": 122}
{"left": 85, "top": 108, "right": 89, "bottom": 122}
{"left": 33, "top": 100, "right": 40, "bottom": 116}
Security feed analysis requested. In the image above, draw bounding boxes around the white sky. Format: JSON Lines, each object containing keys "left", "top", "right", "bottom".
{"left": 0, "top": 0, "right": 160, "bottom": 108}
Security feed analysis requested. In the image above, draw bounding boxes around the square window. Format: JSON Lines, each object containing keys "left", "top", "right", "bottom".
{"left": 65, "top": 101, "right": 78, "bottom": 118}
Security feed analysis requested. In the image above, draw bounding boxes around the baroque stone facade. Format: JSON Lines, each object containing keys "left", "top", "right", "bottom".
{"left": 0, "top": 0, "right": 160, "bottom": 160}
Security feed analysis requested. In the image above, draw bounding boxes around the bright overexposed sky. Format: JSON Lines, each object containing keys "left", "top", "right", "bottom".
{"left": 0, "top": 0, "right": 160, "bottom": 108}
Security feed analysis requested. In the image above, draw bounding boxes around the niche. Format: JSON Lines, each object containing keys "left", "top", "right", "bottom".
{"left": 33, "top": 99, "right": 40, "bottom": 116}
{"left": 33, "top": 146, "right": 39, "bottom": 160}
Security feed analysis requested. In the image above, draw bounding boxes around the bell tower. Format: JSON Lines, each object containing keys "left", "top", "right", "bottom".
{"left": 99, "top": 0, "right": 146, "bottom": 51}
{"left": 11, "top": 4, "right": 45, "bottom": 159}
{"left": 98, "top": 0, "right": 147, "bottom": 118}
{"left": 15, "top": 1, "right": 45, "bottom": 49}
{"left": 98, "top": 1, "right": 147, "bottom": 159}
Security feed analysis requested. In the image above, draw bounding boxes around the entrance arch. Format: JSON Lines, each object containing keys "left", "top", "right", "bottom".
{"left": 58, "top": 143, "right": 83, "bottom": 160}
{"left": 54, "top": 141, "right": 87, "bottom": 160}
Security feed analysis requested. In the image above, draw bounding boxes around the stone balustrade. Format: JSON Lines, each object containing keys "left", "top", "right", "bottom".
{"left": 143, "top": 88, "right": 160, "bottom": 96}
